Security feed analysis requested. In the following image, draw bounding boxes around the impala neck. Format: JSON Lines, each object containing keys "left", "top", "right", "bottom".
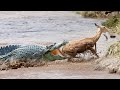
{"left": 92, "top": 28, "right": 102, "bottom": 43}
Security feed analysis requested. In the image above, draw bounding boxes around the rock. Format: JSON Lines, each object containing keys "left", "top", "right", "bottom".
{"left": 95, "top": 56, "right": 120, "bottom": 74}
{"left": 108, "top": 65, "right": 119, "bottom": 73}
{"left": 0, "top": 63, "right": 9, "bottom": 70}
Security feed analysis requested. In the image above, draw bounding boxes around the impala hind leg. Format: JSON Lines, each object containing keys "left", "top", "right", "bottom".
{"left": 67, "top": 52, "right": 77, "bottom": 62}
{"left": 95, "top": 43, "right": 97, "bottom": 53}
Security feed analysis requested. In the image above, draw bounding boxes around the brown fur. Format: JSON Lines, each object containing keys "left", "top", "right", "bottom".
{"left": 62, "top": 37, "right": 97, "bottom": 58}
{"left": 62, "top": 23, "right": 110, "bottom": 60}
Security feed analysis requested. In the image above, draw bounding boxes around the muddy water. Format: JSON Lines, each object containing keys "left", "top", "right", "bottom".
{"left": 0, "top": 11, "right": 115, "bottom": 56}
{"left": 0, "top": 61, "right": 120, "bottom": 79}
{"left": 0, "top": 11, "right": 119, "bottom": 79}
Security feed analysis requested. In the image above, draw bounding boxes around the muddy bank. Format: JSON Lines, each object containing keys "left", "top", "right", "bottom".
{"left": 0, "top": 60, "right": 120, "bottom": 79}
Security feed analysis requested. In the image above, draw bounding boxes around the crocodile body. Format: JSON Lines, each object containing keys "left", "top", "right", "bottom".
{"left": 0, "top": 40, "right": 68, "bottom": 62}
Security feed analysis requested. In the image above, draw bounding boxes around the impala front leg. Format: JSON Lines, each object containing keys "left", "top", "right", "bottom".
{"left": 95, "top": 43, "right": 97, "bottom": 53}
{"left": 88, "top": 47, "right": 99, "bottom": 58}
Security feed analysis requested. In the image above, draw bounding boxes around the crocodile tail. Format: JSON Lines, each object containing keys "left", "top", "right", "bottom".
{"left": 0, "top": 45, "right": 21, "bottom": 55}
{"left": 0, "top": 52, "right": 11, "bottom": 60}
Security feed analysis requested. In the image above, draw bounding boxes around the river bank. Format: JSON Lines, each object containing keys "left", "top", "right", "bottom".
{"left": 0, "top": 60, "right": 120, "bottom": 79}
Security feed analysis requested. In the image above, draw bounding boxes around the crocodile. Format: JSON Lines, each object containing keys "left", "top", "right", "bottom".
{"left": 0, "top": 40, "right": 68, "bottom": 70}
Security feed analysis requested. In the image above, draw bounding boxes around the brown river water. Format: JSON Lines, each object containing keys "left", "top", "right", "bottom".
{"left": 0, "top": 11, "right": 119, "bottom": 79}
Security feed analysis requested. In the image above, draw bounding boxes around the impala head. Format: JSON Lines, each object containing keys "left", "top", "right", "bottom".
{"left": 94, "top": 23, "right": 116, "bottom": 38}
{"left": 94, "top": 23, "right": 109, "bottom": 33}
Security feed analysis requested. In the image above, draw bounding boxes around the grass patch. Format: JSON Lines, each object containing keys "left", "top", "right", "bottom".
{"left": 75, "top": 11, "right": 107, "bottom": 18}
{"left": 102, "top": 15, "right": 120, "bottom": 34}
{"left": 75, "top": 11, "right": 120, "bottom": 58}
{"left": 102, "top": 16, "right": 120, "bottom": 28}
{"left": 75, "top": 11, "right": 120, "bottom": 19}
{"left": 106, "top": 41, "right": 120, "bottom": 58}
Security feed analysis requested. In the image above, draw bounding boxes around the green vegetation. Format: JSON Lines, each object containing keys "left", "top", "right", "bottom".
{"left": 75, "top": 11, "right": 120, "bottom": 34}
{"left": 100, "top": 12, "right": 120, "bottom": 58}
{"left": 102, "top": 16, "right": 119, "bottom": 28}
{"left": 102, "top": 16, "right": 120, "bottom": 34}
{"left": 75, "top": 11, "right": 107, "bottom": 18}
{"left": 76, "top": 11, "right": 120, "bottom": 18}
{"left": 76, "top": 11, "right": 120, "bottom": 58}
{"left": 106, "top": 41, "right": 120, "bottom": 58}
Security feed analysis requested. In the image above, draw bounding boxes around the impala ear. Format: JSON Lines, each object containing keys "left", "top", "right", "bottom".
{"left": 94, "top": 23, "right": 100, "bottom": 28}
{"left": 94, "top": 23, "right": 98, "bottom": 26}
